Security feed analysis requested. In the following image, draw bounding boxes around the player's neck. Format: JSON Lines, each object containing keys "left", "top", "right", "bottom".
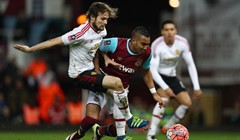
{"left": 128, "top": 40, "right": 135, "bottom": 53}
{"left": 165, "top": 39, "right": 174, "bottom": 47}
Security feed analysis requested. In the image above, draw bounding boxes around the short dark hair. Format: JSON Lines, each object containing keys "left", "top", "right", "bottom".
{"left": 131, "top": 26, "right": 150, "bottom": 39}
{"left": 161, "top": 20, "right": 176, "bottom": 29}
{"left": 86, "top": 2, "right": 118, "bottom": 19}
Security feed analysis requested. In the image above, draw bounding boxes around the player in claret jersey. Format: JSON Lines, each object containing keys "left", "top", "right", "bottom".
{"left": 86, "top": 26, "right": 164, "bottom": 140}
{"left": 12, "top": 2, "right": 153, "bottom": 140}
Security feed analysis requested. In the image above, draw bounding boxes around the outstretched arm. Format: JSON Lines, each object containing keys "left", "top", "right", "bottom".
{"left": 13, "top": 37, "right": 64, "bottom": 53}
{"left": 183, "top": 48, "right": 202, "bottom": 99}
{"left": 142, "top": 69, "right": 165, "bottom": 107}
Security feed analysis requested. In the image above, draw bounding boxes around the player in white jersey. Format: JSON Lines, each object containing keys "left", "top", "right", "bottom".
{"left": 12, "top": 2, "right": 149, "bottom": 140}
{"left": 146, "top": 20, "right": 203, "bottom": 140}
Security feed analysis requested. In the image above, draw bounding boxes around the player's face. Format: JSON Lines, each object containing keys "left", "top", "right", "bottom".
{"left": 161, "top": 23, "right": 177, "bottom": 44}
{"left": 91, "top": 12, "right": 109, "bottom": 31}
{"left": 132, "top": 35, "right": 150, "bottom": 54}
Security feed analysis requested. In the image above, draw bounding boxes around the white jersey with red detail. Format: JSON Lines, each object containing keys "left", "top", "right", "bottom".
{"left": 61, "top": 21, "right": 107, "bottom": 78}
{"left": 150, "top": 35, "right": 200, "bottom": 90}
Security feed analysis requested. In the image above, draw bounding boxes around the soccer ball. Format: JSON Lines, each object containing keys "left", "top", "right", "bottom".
{"left": 166, "top": 124, "right": 189, "bottom": 140}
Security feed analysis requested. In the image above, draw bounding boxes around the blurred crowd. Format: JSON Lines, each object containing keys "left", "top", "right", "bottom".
{"left": 1, "top": 0, "right": 240, "bottom": 128}
{"left": 0, "top": 0, "right": 84, "bottom": 125}
{"left": 0, "top": 0, "right": 156, "bottom": 126}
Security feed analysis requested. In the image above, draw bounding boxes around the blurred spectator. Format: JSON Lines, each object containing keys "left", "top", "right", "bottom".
{"left": 7, "top": 78, "right": 29, "bottom": 122}
{"left": 48, "top": 94, "right": 67, "bottom": 125}
{"left": 66, "top": 100, "right": 84, "bottom": 125}
{"left": 26, "top": 0, "right": 47, "bottom": 46}
{"left": 26, "top": 0, "right": 65, "bottom": 46}
{"left": 223, "top": 98, "right": 240, "bottom": 125}
{"left": 23, "top": 54, "right": 47, "bottom": 80}
{"left": 37, "top": 69, "right": 65, "bottom": 123}
{"left": 0, "top": 0, "right": 25, "bottom": 41}
{"left": 0, "top": 92, "right": 11, "bottom": 123}
{"left": 23, "top": 103, "right": 40, "bottom": 125}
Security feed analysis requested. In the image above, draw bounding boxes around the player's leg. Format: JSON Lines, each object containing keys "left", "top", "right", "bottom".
{"left": 102, "top": 75, "right": 125, "bottom": 92}
{"left": 110, "top": 88, "right": 149, "bottom": 129}
{"left": 158, "top": 76, "right": 189, "bottom": 133}
{"left": 93, "top": 94, "right": 134, "bottom": 140}
{"left": 92, "top": 95, "right": 117, "bottom": 140}
{"left": 147, "top": 88, "right": 169, "bottom": 140}
{"left": 77, "top": 70, "right": 147, "bottom": 128}
{"left": 112, "top": 103, "right": 129, "bottom": 140}
{"left": 66, "top": 91, "right": 104, "bottom": 140}
{"left": 163, "top": 91, "right": 191, "bottom": 130}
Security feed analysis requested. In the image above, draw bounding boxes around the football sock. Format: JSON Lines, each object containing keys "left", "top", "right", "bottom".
{"left": 148, "top": 102, "right": 165, "bottom": 136}
{"left": 99, "top": 123, "right": 117, "bottom": 137}
{"left": 113, "top": 104, "right": 126, "bottom": 136}
{"left": 165, "top": 104, "right": 188, "bottom": 128}
{"left": 112, "top": 90, "right": 132, "bottom": 120}
{"left": 79, "top": 116, "right": 99, "bottom": 134}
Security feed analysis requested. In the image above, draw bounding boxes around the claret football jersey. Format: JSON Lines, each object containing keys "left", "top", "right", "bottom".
{"left": 99, "top": 38, "right": 152, "bottom": 88}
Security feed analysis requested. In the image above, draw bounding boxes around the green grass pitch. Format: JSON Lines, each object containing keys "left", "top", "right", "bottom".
{"left": 0, "top": 130, "right": 239, "bottom": 140}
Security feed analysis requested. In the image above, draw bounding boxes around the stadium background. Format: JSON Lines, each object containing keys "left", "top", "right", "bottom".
{"left": 0, "top": 0, "right": 240, "bottom": 139}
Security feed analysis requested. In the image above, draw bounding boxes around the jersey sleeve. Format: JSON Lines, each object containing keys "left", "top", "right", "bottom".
{"left": 61, "top": 26, "right": 85, "bottom": 45}
{"left": 99, "top": 38, "right": 118, "bottom": 53}
{"left": 142, "top": 52, "right": 152, "bottom": 69}
{"left": 182, "top": 41, "right": 200, "bottom": 90}
{"left": 150, "top": 47, "right": 169, "bottom": 90}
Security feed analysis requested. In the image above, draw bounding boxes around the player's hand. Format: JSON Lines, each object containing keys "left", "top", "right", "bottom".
{"left": 192, "top": 90, "right": 202, "bottom": 100}
{"left": 13, "top": 44, "right": 32, "bottom": 53}
{"left": 164, "top": 88, "right": 176, "bottom": 97}
{"left": 105, "top": 58, "right": 121, "bottom": 68}
{"left": 152, "top": 93, "right": 165, "bottom": 108}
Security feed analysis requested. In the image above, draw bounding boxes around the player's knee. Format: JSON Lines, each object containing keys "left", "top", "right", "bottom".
{"left": 113, "top": 77, "right": 124, "bottom": 91}
{"left": 184, "top": 100, "right": 192, "bottom": 107}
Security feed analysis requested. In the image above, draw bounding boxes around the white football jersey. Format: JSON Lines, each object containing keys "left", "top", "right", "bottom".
{"left": 150, "top": 35, "right": 200, "bottom": 90}
{"left": 61, "top": 21, "right": 107, "bottom": 78}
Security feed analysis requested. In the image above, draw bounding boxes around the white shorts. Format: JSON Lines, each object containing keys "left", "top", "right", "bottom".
{"left": 86, "top": 88, "right": 129, "bottom": 115}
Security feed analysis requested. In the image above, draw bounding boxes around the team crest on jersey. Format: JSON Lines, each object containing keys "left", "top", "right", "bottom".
{"left": 175, "top": 49, "right": 180, "bottom": 55}
{"left": 91, "top": 71, "right": 97, "bottom": 75}
{"left": 103, "top": 40, "right": 111, "bottom": 46}
{"left": 135, "top": 59, "right": 143, "bottom": 66}
{"left": 68, "top": 35, "right": 76, "bottom": 41}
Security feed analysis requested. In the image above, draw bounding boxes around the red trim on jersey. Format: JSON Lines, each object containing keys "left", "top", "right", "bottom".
{"left": 75, "top": 23, "right": 90, "bottom": 39}
{"left": 118, "top": 105, "right": 129, "bottom": 110}
{"left": 153, "top": 114, "right": 162, "bottom": 119}
{"left": 114, "top": 118, "right": 126, "bottom": 122}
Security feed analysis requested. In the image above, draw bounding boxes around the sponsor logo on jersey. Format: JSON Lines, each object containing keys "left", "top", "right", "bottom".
{"left": 104, "top": 40, "right": 111, "bottom": 46}
{"left": 119, "top": 65, "right": 135, "bottom": 73}
{"left": 68, "top": 35, "right": 76, "bottom": 41}
{"left": 167, "top": 57, "right": 178, "bottom": 62}
{"left": 135, "top": 59, "right": 143, "bottom": 66}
